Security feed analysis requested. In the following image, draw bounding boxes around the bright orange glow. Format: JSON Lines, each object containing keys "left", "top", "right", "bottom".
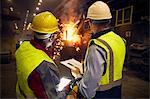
{"left": 62, "top": 21, "right": 81, "bottom": 44}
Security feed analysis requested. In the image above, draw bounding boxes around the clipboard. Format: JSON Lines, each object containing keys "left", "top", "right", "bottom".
{"left": 60, "top": 58, "right": 83, "bottom": 74}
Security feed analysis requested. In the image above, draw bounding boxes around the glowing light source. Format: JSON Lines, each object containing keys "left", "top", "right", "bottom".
{"left": 27, "top": 10, "right": 29, "bottom": 13}
{"left": 10, "top": 6, "right": 14, "bottom": 11}
{"left": 39, "top": 0, "right": 42, "bottom": 3}
{"left": 64, "top": 23, "right": 76, "bottom": 41}
{"left": 14, "top": 23, "right": 18, "bottom": 29}
{"left": 38, "top": 2, "right": 41, "bottom": 5}
{"left": 27, "top": 23, "right": 31, "bottom": 30}
{"left": 36, "top": 7, "right": 39, "bottom": 11}
{"left": 19, "top": 41, "right": 23, "bottom": 44}
{"left": 76, "top": 47, "right": 80, "bottom": 52}
{"left": 62, "top": 21, "right": 81, "bottom": 44}
{"left": 33, "top": 13, "right": 36, "bottom": 16}
{"left": 23, "top": 24, "right": 26, "bottom": 30}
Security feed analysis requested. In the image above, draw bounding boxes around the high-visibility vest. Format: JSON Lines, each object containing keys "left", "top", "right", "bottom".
{"left": 87, "top": 31, "right": 126, "bottom": 91}
{"left": 15, "top": 41, "right": 56, "bottom": 98}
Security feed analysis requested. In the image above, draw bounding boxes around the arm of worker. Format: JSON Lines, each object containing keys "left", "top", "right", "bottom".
{"left": 28, "top": 61, "right": 65, "bottom": 99}
{"left": 76, "top": 45, "right": 106, "bottom": 99}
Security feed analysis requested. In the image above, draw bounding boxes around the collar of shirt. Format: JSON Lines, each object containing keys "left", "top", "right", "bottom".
{"left": 91, "top": 28, "right": 113, "bottom": 39}
{"left": 30, "top": 40, "right": 52, "bottom": 58}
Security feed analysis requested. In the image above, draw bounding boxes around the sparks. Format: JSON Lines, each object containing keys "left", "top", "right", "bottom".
{"left": 62, "top": 21, "right": 81, "bottom": 44}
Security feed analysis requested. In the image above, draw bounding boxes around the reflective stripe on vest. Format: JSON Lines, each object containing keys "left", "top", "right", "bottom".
{"left": 15, "top": 41, "right": 56, "bottom": 98}
{"left": 88, "top": 31, "right": 126, "bottom": 91}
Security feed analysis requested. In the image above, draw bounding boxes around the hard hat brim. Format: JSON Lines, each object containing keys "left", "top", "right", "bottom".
{"left": 30, "top": 26, "right": 60, "bottom": 34}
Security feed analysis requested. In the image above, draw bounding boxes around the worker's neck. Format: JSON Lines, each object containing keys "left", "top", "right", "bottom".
{"left": 34, "top": 38, "right": 46, "bottom": 48}
{"left": 94, "top": 26, "right": 110, "bottom": 34}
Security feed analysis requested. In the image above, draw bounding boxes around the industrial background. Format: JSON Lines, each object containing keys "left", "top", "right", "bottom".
{"left": 1, "top": 0, "right": 149, "bottom": 98}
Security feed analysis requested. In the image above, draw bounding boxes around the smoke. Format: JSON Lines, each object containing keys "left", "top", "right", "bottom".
{"left": 59, "top": 0, "right": 81, "bottom": 23}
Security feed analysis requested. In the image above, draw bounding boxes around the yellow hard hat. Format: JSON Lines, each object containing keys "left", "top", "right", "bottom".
{"left": 87, "top": 1, "right": 112, "bottom": 20}
{"left": 30, "top": 11, "right": 60, "bottom": 34}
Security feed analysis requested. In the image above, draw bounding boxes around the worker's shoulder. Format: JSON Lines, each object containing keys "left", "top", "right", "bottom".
{"left": 36, "top": 60, "right": 59, "bottom": 76}
{"left": 89, "top": 43, "right": 106, "bottom": 52}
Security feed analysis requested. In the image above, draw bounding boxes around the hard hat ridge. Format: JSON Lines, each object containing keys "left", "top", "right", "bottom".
{"left": 30, "top": 11, "right": 60, "bottom": 34}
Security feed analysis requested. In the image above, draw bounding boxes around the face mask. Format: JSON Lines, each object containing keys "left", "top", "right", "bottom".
{"left": 45, "top": 33, "right": 58, "bottom": 48}
{"left": 46, "top": 41, "right": 53, "bottom": 48}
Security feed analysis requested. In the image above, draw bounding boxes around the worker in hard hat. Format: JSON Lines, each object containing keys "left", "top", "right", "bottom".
{"left": 15, "top": 11, "right": 66, "bottom": 98}
{"left": 70, "top": 1, "right": 126, "bottom": 98}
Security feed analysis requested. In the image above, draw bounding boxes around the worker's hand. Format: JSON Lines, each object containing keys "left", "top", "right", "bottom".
{"left": 71, "top": 67, "right": 82, "bottom": 78}
{"left": 66, "top": 95, "right": 76, "bottom": 99}
{"left": 66, "top": 84, "right": 78, "bottom": 99}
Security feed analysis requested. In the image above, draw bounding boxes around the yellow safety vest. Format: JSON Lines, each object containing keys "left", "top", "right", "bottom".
{"left": 87, "top": 31, "right": 126, "bottom": 91}
{"left": 15, "top": 41, "right": 56, "bottom": 98}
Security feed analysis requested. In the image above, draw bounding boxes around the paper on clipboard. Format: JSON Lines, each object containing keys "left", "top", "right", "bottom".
{"left": 60, "top": 58, "right": 83, "bottom": 74}
{"left": 56, "top": 77, "right": 71, "bottom": 91}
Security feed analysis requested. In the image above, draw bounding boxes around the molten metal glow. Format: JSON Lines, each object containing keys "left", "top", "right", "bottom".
{"left": 62, "top": 21, "right": 81, "bottom": 44}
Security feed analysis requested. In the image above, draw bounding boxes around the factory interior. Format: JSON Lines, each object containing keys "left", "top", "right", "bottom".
{"left": 1, "top": 0, "right": 149, "bottom": 98}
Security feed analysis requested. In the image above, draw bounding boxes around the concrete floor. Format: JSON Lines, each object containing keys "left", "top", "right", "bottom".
{"left": 0, "top": 61, "right": 149, "bottom": 98}
{"left": 122, "top": 69, "right": 149, "bottom": 98}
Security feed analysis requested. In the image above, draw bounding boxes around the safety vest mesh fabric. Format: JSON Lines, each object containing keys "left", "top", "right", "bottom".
{"left": 15, "top": 41, "right": 55, "bottom": 98}
{"left": 88, "top": 31, "right": 126, "bottom": 90}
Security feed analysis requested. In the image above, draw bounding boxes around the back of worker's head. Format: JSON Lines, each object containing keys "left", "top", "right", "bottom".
{"left": 87, "top": 1, "right": 112, "bottom": 29}
{"left": 30, "top": 11, "right": 60, "bottom": 48}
